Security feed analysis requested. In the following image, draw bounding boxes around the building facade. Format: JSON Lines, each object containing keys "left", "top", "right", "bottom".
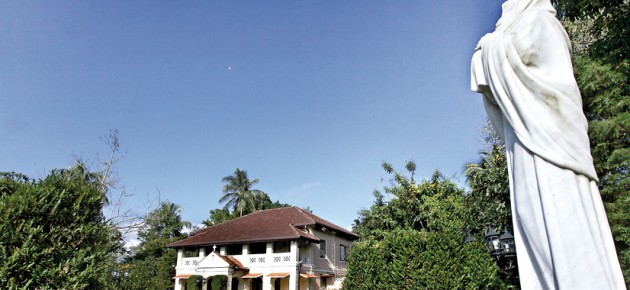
{"left": 168, "top": 207, "right": 359, "bottom": 290}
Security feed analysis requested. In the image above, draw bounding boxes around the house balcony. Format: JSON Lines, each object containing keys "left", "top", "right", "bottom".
{"left": 176, "top": 252, "right": 304, "bottom": 275}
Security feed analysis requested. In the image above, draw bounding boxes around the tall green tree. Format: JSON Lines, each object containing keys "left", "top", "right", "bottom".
{"left": 465, "top": 144, "right": 511, "bottom": 236}
{"left": 123, "top": 201, "right": 191, "bottom": 290}
{"left": 219, "top": 168, "right": 266, "bottom": 217}
{"left": 203, "top": 208, "right": 234, "bottom": 226}
{"left": 136, "top": 201, "right": 192, "bottom": 258}
{"left": 552, "top": 0, "right": 629, "bottom": 65}
{"left": 0, "top": 167, "right": 122, "bottom": 289}
{"left": 346, "top": 164, "right": 505, "bottom": 289}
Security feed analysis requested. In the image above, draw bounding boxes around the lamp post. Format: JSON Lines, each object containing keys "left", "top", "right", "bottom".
{"left": 484, "top": 224, "right": 502, "bottom": 256}
{"left": 500, "top": 229, "right": 516, "bottom": 257}
{"left": 484, "top": 224, "right": 517, "bottom": 271}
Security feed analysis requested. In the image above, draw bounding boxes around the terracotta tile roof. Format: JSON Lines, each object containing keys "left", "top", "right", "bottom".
{"left": 224, "top": 255, "right": 245, "bottom": 269}
{"left": 168, "top": 207, "right": 359, "bottom": 248}
{"left": 297, "top": 207, "right": 359, "bottom": 239}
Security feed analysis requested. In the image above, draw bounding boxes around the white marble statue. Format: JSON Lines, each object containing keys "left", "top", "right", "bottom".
{"left": 471, "top": 0, "right": 626, "bottom": 288}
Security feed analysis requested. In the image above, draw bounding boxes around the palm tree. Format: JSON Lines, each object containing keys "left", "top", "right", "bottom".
{"left": 141, "top": 201, "right": 192, "bottom": 240}
{"left": 219, "top": 168, "right": 266, "bottom": 217}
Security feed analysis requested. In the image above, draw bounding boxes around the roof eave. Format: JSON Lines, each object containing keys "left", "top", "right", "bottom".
{"left": 167, "top": 235, "right": 313, "bottom": 249}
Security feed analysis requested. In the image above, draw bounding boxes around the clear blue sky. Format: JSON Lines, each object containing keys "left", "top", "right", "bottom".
{"left": 1, "top": 1, "right": 502, "bottom": 233}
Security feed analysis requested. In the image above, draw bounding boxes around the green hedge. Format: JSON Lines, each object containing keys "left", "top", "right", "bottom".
{"left": 186, "top": 275, "right": 203, "bottom": 290}
{"left": 343, "top": 229, "right": 504, "bottom": 289}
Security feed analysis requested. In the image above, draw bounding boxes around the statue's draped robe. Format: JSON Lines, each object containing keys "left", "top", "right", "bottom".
{"left": 471, "top": 1, "right": 625, "bottom": 289}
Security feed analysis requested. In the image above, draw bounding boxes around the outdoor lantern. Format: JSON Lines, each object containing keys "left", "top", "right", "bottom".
{"left": 483, "top": 224, "right": 518, "bottom": 271}
{"left": 484, "top": 224, "right": 501, "bottom": 254}
{"left": 500, "top": 228, "right": 516, "bottom": 257}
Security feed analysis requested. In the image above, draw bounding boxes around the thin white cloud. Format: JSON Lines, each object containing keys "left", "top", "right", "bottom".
{"left": 288, "top": 182, "right": 322, "bottom": 194}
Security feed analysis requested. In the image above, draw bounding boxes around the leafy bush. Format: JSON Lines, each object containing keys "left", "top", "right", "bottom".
{"left": 347, "top": 167, "right": 505, "bottom": 289}
{"left": 344, "top": 229, "right": 503, "bottom": 289}
{"left": 186, "top": 275, "right": 204, "bottom": 290}
{"left": 0, "top": 168, "right": 121, "bottom": 289}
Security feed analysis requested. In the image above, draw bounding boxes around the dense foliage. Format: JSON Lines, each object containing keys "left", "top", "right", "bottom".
{"left": 0, "top": 168, "right": 121, "bottom": 289}
{"left": 346, "top": 165, "right": 504, "bottom": 289}
{"left": 345, "top": 229, "right": 502, "bottom": 290}
{"left": 186, "top": 275, "right": 203, "bottom": 290}
{"left": 120, "top": 201, "right": 191, "bottom": 290}
{"left": 553, "top": 0, "right": 629, "bottom": 64}
{"left": 465, "top": 144, "right": 511, "bottom": 236}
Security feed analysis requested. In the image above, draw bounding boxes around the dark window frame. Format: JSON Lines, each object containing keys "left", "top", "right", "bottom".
{"left": 319, "top": 240, "right": 327, "bottom": 258}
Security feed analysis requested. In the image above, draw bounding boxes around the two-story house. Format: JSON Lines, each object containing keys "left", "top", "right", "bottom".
{"left": 167, "top": 207, "right": 359, "bottom": 290}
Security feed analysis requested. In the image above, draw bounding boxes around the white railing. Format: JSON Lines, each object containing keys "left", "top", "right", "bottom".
{"left": 176, "top": 253, "right": 298, "bottom": 274}
{"left": 177, "top": 257, "right": 200, "bottom": 273}
{"left": 183, "top": 257, "right": 200, "bottom": 266}
{"left": 235, "top": 253, "right": 294, "bottom": 268}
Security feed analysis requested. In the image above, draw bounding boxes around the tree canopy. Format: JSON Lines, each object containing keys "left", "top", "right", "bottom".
{"left": 205, "top": 168, "right": 291, "bottom": 226}
{"left": 346, "top": 164, "right": 505, "bottom": 289}
{"left": 219, "top": 168, "right": 266, "bottom": 217}
{"left": 0, "top": 167, "right": 121, "bottom": 289}
{"left": 465, "top": 142, "right": 511, "bottom": 236}
{"left": 121, "top": 201, "right": 191, "bottom": 290}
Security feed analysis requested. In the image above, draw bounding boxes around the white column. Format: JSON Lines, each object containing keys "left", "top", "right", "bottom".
{"left": 174, "top": 278, "right": 180, "bottom": 290}
{"left": 263, "top": 276, "right": 272, "bottom": 290}
{"left": 266, "top": 242, "right": 273, "bottom": 254}
{"left": 289, "top": 273, "right": 298, "bottom": 290}
{"left": 266, "top": 242, "right": 273, "bottom": 265}
{"left": 220, "top": 246, "right": 226, "bottom": 256}
{"left": 291, "top": 241, "right": 298, "bottom": 262}
{"left": 200, "top": 247, "right": 206, "bottom": 258}
{"left": 177, "top": 249, "right": 184, "bottom": 266}
{"left": 243, "top": 244, "right": 249, "bottom": 255}
{"left": 290, "top": 241, "right": 299, "bottom": 290}
{"left": 226, "top": 273, "right": 233, "bottom": 290}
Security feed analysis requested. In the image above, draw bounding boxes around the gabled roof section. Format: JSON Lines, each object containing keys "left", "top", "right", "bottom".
{"left": 297, "top": 207, "right": 359, "bottom": 239}
{"left": 224, "top": 255, "right": 246, "bottom": 269}
{"left": 195, "top": 251, "right": 246, "bottom": 272}
{"left": 168, "top": 207, "right": 358, "bottom": 248}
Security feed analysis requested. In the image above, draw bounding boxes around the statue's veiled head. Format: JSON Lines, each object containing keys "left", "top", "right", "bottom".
{"left": 496, "top": 0, "right": 556, "bottom": 30}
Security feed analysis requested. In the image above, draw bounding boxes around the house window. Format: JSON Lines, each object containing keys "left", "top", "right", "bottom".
{"left": 184, "top": 248, "right": 199, "bottom": 257}
{"left": 340, "top": 244, "right": 350, "bottom": 261}
{"left": 319, "top": 240, "right": 327, "bottom": 258}
{"left": 227, "top": 244, "right": 242, "bottom": 255}
{"left": 273, "top": 240, "right": 290, "bottom": 253}
{"left": 249, "top": 242, "right": 267, "bottom": 254}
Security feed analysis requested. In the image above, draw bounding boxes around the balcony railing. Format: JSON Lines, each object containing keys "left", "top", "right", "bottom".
{"left": 178, "top": 257, "right": 200, "bottom": 272}
{"left": 238, "top": 253, "right": 293, "bottom": 267}
{"left": 177, "top": 253, "right": 298, "bottom": 272}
